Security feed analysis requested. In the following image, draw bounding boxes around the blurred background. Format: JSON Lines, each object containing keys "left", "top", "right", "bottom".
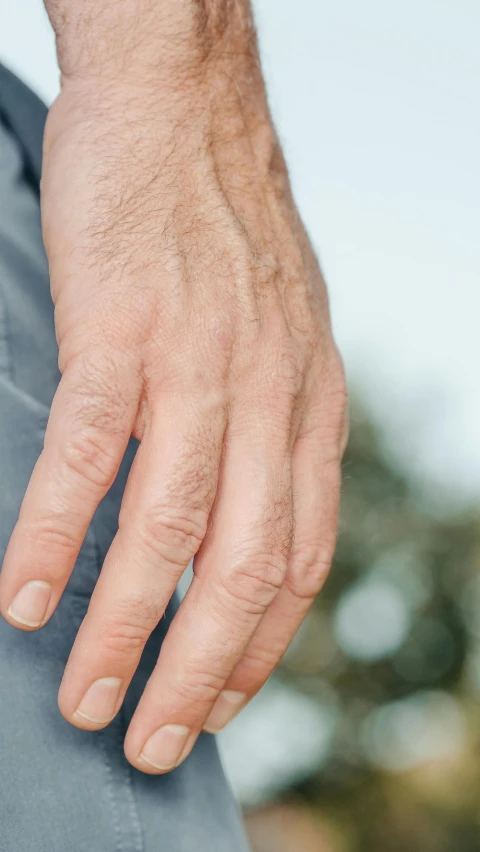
{"left": 1, "top": 0, "right": 479, "bottom": 849}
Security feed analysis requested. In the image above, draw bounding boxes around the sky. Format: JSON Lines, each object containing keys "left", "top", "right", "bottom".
{"left": 1, "top": 0, "right": 479, "bottom": 506}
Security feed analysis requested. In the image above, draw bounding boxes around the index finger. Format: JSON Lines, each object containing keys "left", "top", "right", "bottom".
{"left": 0, "top": 354, "right": 139, "bottom": 629}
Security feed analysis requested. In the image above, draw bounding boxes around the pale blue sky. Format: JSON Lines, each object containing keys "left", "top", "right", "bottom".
{"left": 1, "top": 0, "right": 479, "bottom": 504}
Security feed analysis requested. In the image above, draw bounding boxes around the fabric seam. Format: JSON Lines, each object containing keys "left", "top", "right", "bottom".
{"left": 98, "top": 730, "right": 124, "bottom": 852}
{"left": 93, "top": 537, "right": 144, "bottom": 852}
{"left": 0, "top": 273, "right": 15, "bottom": 384}
{"left": 118, "top": 709, "right": 144, "bottom": 852}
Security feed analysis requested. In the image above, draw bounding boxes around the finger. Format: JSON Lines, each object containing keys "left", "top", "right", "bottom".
{"left": 57, "top": 389, "right": 226, "bottom": 730}
{"left": 123, "top": 406, "right": 294, "bottom": 774}
{"left": 0, "top": 354, "right": 138, "bottom": 630}
{"left": 202, "top": 385, "right": 348, "bottom": 732}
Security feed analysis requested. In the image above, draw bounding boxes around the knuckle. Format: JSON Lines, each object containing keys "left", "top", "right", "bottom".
{"left": 241, "top": 641, "right": 282, "bottom": 674}
{"left": 302, "top": 356, "right": 349, "bottom": 463}
{"left": 265, "top": 338, "right": 305, "bottom": 403}
{"left": 101, "top": 622, "right": 150, "bottom": 657}
{"left": 286, "top": 539, "right": 336, "bottom": 600}
{"left": 224, "top": 233, "right": 256, "bottom": 284}
{"left": 170, "top": 670, "right": 224, "bottom": 711}
{"left": 22, "top": 519, "right": 78, "bottom": 560}
{"left": 62, "top": 431, "right": 120, "bottom": 489}
{"left": 63, "top": 354, "right": 132, "bottom": 431}
{"left": 100, "top": 617, "right": 151, "bottom": 658}
{"left": 97, "top": 595, "right": 160, "bottom": 658}
{"left": 194, "top": 315, "right": 236, "bottom": 375}
{"left": 135, "top": 505, "right": 207, "bottom": 567}
{"left": 221, "top": 554, "right": 288, "bottom": 614}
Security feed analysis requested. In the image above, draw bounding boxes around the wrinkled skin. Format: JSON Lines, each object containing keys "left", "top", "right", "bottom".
{"left": 0, "top": 0, "right": 348, "bottom": 773}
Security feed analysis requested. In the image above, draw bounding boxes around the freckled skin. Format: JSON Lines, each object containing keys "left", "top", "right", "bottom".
{"left": 0, "top": 0, "right": 348, "bottom": 773}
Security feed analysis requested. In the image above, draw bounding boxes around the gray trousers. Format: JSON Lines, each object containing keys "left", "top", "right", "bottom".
{"left": 0, "top": 67, "right": 248, "bottom": 852}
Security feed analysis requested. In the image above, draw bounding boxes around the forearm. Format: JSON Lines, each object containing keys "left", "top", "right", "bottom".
{"left": 44, "top": 0, "right": 257, "bottom": 86}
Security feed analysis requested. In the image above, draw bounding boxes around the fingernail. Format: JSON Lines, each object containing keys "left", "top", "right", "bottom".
{"left": 203, "top": 690, "right": 246, "bottom": 733}
{"left": 140, "top": 725, "right": 191, "bottom": 770}
{"left": 7, "top": 580, "right": 52, "bottom": 627}
{"left": 74, "top": 677, "right": 122, "bottom": 724}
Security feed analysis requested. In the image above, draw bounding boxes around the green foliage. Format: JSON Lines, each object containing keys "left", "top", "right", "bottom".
{"left": 277, "top": 401, "right": 480, "bottom": 851}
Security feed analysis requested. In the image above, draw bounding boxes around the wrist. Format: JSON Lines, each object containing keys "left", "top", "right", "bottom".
{"left": 45, "top": 0, "right": 276, "bottom": 170}
{"left": 44, "top": 0, "right": 254, "bottom": 87}
{"left": 43, "top": 0, "right": 283, "bottom": 206}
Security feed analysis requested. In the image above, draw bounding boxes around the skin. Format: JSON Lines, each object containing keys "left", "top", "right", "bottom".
{"left": 0, "top": 0, "right": 348, "bottom": 774}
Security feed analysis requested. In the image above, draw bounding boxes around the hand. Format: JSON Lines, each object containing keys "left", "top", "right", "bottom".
{"left": 0, "top": 2, "right": 347, "bottom": 773}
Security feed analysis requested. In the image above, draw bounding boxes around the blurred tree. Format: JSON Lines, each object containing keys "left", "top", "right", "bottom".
{"left": 257, "top": 400, "right": 480, "bottom": 852}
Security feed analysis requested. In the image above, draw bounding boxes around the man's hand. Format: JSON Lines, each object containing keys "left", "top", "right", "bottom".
{"left": 0, "top": 0, "right": 347, "bottom": 772}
